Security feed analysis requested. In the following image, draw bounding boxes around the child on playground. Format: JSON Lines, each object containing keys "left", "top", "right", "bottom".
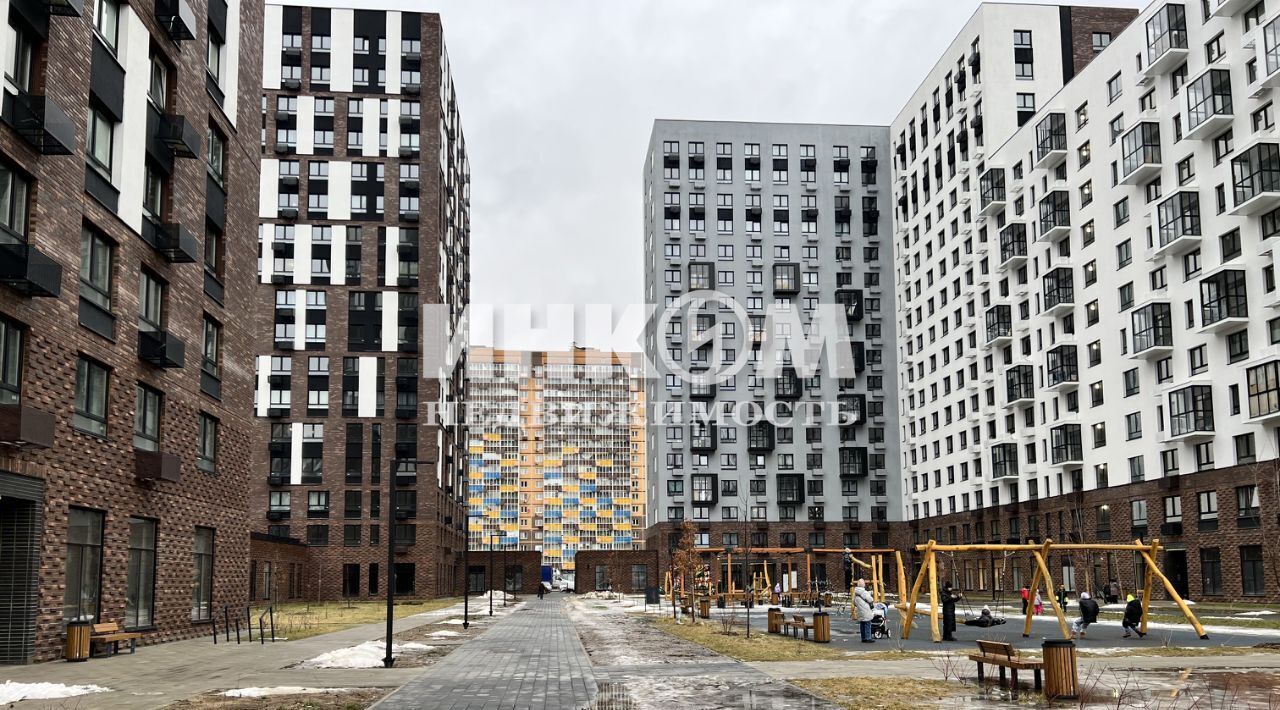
{"left": 1033, "top": 591, "right": 1044, "bottom": 615}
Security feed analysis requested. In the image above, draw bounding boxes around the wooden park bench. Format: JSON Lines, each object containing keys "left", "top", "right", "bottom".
{"left": 90, "top": 622, "right": 144, "bottom": 657}
{"left": 783, "top": 614, "right": 815, "bottom": 640}
{"left": 968, "top": 640, "right": 1042, "bottom": 693}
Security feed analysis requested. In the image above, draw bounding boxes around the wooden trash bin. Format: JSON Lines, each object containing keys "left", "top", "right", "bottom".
{"left": 65, "top": 621, "right": 91, "bottom": 662}
{"left": 1042, "top": 639, "right": 1079, "bottom": 700}
{"left": 770, "top": 592, "right": 779, "bottom": 606}
{"left": 767, "top": 607, "right": 783, "bottom": 633}
{"left": 698, "top": 598, "right": 710, "bottom": 619}
{"left": 812, "top": 612, "right": 831, "bottom": 643}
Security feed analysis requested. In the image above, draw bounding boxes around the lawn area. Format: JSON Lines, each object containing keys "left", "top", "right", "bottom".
{"left": 792, "top": 677, "right": 962, "bottom": 710}
{"left": 261, "top": 598, "right": 462, "bottom": 641}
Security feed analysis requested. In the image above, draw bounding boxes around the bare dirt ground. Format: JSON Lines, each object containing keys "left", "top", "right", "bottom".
{"left": 388, "top": 606, "right": 517, "bottom": 668}
{"left": 164, "top": 687, "right": 388, "bottom": 710}
{"left": 568, "top": 597, "right": 838, "bottom": 710}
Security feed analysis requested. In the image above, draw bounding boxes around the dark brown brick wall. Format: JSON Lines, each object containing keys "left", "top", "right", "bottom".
{"left": 251, "top": 9, "right": 468, "bottom": 604}
{"left": 0, "top": 0, "right": 264, "bottom": 662}
{"left": 1066, "top": 6, "right": 1139, "bottom": 78}
{"left": 573, "top": 550, "right": 660, "bottom": 594}
{"left": 453, "top": 550, "right": 543, "bottom": 595}
{"left": 249, "top": 533, "right": 316, "bottom": 602}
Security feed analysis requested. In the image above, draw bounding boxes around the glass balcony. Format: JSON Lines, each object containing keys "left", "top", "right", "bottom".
{"left": 998, "top": 223, "right": 1028, "bottom": 270}
{"left": 1185, "top": 68, "right": 1233, "bottom": 140}
{"left": 1246, "top": 360, "right": 1280, "bottom": 424}
{"left": 979, "top": 167, "right": 1006, "bottom": 216}
{"left": 992, "top": 443, "right": 1019, "bottom": 479}
{"left": 839, "top": 447, "right": 868, "bottom": 477}
{"left": 1130, "top": 302, "right": 1173, "bottom": 358}
{"left": 1038, "top": 191, "right": 1071, "bottom": 241}
{"left": 1168, "top": 384, "right": 1214, "bottom": 441}
{"left": 1262, "top": 18, "right": 1280, "bottom": 88}
{"left": 747, "top": 420, "right": 775, "bottom": 452}
{"left": 1119, "top": 122, "right": 1162, "bottom": 185}
{"left": 985, "top": 305, "right": 1012, "bottom": 344}
{"left": 1144, "top": 3, "right": 1188, "bottom": 74}
{"left": 1050, "top": 424, "right": 1083, "bottom": 465}
{"left": 1046, "top": 344, "right": 1079, "bottom": 392}
{"left": 1005, "top": 364, "right": 1035, "bottom": 406}
{"left": 1213, "top": 0, "right": 1260, "bottom": 17}
{"left": 1230, "top": 143, "right": 1280, "bottom": 216}
{"left": 1033, "top": 113, "right": 1067, "bottom": 170}
{"left": 1154, "top": 191, "right": 1202, "bottom": 257}
{"left": 689, "top": 423, "right": 717, "bottom": 452}
{"left": 1198, "top": 268, "right": 1249, "bottom": 332}
{"left": 1043, "top": 266, "right": 1074, "bottom": 315}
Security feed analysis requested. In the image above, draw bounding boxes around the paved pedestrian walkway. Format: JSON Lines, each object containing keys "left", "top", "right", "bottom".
{"left": 375, "top": 595, "right": 596, "bottom": 710}
{"left": 0, "top": 601, "right": 477, "bottom": 709}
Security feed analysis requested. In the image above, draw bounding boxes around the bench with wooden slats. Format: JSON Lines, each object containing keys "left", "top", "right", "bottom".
{"left": 782, "top": 614, "right": 816, "bottom": 640}
{"left": 968, "top": 639, "right": 1042, "bottom": 693}
{"left": 90, "top": 622, "right": 144, "bottom": 656}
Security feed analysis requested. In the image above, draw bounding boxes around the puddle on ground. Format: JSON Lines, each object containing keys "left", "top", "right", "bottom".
{"left": 952, "top": 668, "right": 1280, "bottom": 709}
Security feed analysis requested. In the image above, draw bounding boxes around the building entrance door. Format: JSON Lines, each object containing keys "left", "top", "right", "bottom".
{"left": 0, "top": 494, "right": 40, "bottom": 664}
{"left": 1164, "top": 550, "right": 1189, "bottom": 598}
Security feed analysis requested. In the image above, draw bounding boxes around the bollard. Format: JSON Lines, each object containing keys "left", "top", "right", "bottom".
{"left": 1042, "top": 638, "right": 1079, "bottom": 700}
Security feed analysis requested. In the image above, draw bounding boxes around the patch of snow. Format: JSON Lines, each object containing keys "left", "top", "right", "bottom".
{"left": 300, "top": 641, "right": 434, "bottom": 669}
{"left": 0, "top": 681, "right": 110, "bottom": 703}
{"left": 439, "top": 618, "right": 466, "bottom": 625}
{"left": 428, "top": 630, "right": 462, "bottom": 637}
{"left": 1235, "top": 610, "right": 1277, "bottom": 617}
{"left": 224, "top": 687, "right": 356, "bottom": 698}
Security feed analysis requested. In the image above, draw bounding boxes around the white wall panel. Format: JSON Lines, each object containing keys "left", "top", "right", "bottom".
{"left": 385, "top": 12, "right": 402, "bottom": 94}
{"left": 383, "top": 226, "right": 400, "bottom": 285}
{"left": 329, "top": 161, "right": 352, "bottom": 220}
{"left": 224, "top": 0, "right": 242, "bottom": 124}
{"left": 362, "top": 99, "right": 380, "bottom": 158}
{"left": 386, "top": 98, "right": 401, "bottom": 158}
{"left": 381, "top": 290, "right": 398, "bottom": 352}
{"left": 117, "top": 8, "right": 151, "bottom": 234}
{"left": 294, "top": 224, "right": 312, "bottom": 285}
{"left": 262, "top": 4, "right": 283, "bottom": 89}
{"left": 255, "top": 356, "right": 271, "bottom": 416}
{"left": 296, "top": 95, "right": 315, "bottom": 154}
{"left": 259, "top": 159, "right": 280, "bottom": 219}
{"left": 289, "top": 422, "right": 303, "bottom": 484}
{"left": 293, "top": 288, "right": 306, "bottom": 350}
{"left": 357, "top": 356, "right": 378, "bottom": 417}
{"left": 331, "top": 9, "right": 354, "bottom": 92}
{"left": 259, "top": 223, "right": 274, "bottom": 283}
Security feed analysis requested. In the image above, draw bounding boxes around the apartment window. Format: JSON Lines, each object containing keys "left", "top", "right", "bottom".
{"left": 192, "top": 528, "right": 215, "bottom": 620}
{"left": 133, "top": 384, "right": 162, "bottom": 451}
{"left": 123, "top": 517, "right": 156, "bottom": 629}
{"left": 1235, "top": 432, "right": 1257, "bottom": 464}
{"left": 1205, "top": 32, "right": 1224, "bottom": 63}
{"left": 0, "top": 162, "right": 30, "bottom": 238}
{"left": 143, "top": 163, "right": 165, "bottom": 220}
{"left": 0, "top": 317, "right": 22, "bottom": 404}
{"left": 1092, "top": 32, "right": 1111, "bottom": 51}
{"left": 1189, "top": 344, "right": 1207, "bottom": 374}
{"left": 1241, "top": 546, "right": 1266, "bottom": 596}
{"left": 207, "top": 126, "right": 226, "bottom": 187}
{"left": 195, "top": 413, "right": 218, "bottom": 472}
{"left": 87, "top": 107, "right": 114, "bottom": 177}
{"left": 207, "top": 25, "right": 224, "bottom": 82}
{"left": 74, "top": 357, "right": 110, "bottom": 436}
{"left": 1237, "top": 485, "right": 1261, "bottom": 527}
{"left": 92, "top": 0, "right": 120, "bottom": 52}
{"left": 63, "top": 507, "right": 104, "bottom": 622}
{"left": 1201, "top": 548, "right": 1222, "bottom": 595}
{"left": 1107, "top": 73, "right": 1122, "bottom": 103}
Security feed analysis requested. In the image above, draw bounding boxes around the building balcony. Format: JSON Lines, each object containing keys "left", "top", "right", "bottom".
{"left": 1130, "top": 301, "right": 1174, "bottom": 359}
{"left": 141, "top": 219, "right": 199, "bottom": 263}
{"left": 998, "top": 223, "right": 1028, "bottom": 270}
{"left": 1038, "top": 191, "right": 1071, "bottom": 242}
{"left": 1166, "top": 383, "right": 1215, "bottom": 442}
{"left": 1119, "top": 122, "right": 1162, "bottom": 185}
{"left": 1230, "top": 142, "right": 1280, "bottom": 215}
{"left": 1153, "top": 194, "right": 1203, "bottom": 259}
{"left": 1197, "top": 267, "right": 1249, "bottom": 333}
{"left": 154, "top": 111, "right": 200, "bottom": 158}
{"left": 0, "top": 241, "right": 62, "bottom": 297}
{"left": 1033, "top": 113, "right": 1067, "bottom": 171}
{"left": 135, "top": 449, "right": 182, "bottom": 484}
{"left": 1213, "top": 0, "right": 1258, "bottom": 16}
{"left": 1185, "top": 68, "right": 1234, "bottom": 140}
{"left": 138, "top": 329, "right": 186, "bottom": 368}
{"left": 1143, "top": 4, "right": 1188, "bottom": 75}
{"left": 0, "top": 91, "right": 74, "bottom": 155}
{"left": 1049, "top": 424, "right": 1083, "bottom": 466}
{"left": 0, "top": 403, "right": 55, "bottom": 449}
{"left": 1245, "top": 353, "right": 1280, "bottom": 424}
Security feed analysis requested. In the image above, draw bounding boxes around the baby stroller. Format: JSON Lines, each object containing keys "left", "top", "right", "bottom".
{"left": 870, "top": 602, "right": 892, "bottom": 639}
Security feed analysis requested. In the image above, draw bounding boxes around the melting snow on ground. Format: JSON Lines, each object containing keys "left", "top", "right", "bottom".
{"left": 300, "top": 641, "right": 434, "bottom": 668}
{"left": 0, "top": 681, "right": 110, "bottom": 703}
{"left": 1236, "top": 610, "right": 1277, "bottom": 616}
{"left": 428, "top": 630, "right": 462, "bottom": 637}
{"left": 224, "top": 687, "right": 356, "bottom": 698}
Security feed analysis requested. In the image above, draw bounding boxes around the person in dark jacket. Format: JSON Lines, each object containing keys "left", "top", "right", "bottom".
{"left": 537, "top": 582, "right": 546, "bottom": 599}
{"left": 941, "top": 582, "right": 962, "bottom": 641}
{"left": 1122, "top": 594, "right": 1146, "bottom": 638}
{"left": 1071, "top": 592, "right": 1100, "bottom": 638}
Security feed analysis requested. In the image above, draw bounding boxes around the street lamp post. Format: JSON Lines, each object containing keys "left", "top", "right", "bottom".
{"left": 502, "top": 538, "right": 508, "bottom": 607}
{"left": 463, "top": 511, "right": 481, "bottom": 629}
{"left": 489, "top": 533, "right": 495, "bottom": 616}
{"left": 381, "top": 458, "right": 401, "bottom": 669}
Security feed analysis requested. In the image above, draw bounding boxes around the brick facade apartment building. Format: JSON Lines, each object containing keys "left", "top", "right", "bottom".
{"left": 466, "top": 348, "right": 646, "bottom": 581}
{"left": 0, "top": 0, "right": 263, "bottom": 663}
{"left": 250, "top": 3, "right": 470, "bottom": 603}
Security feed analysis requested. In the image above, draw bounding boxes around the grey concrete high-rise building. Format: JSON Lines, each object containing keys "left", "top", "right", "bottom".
{"left": 642, "top": 120, "right": 898, "bottom": 583}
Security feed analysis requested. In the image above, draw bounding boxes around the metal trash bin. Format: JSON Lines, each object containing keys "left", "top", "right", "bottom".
{"left": 698, "top": 598, "right": 710, "bottom": 619}
{"left": 1042, "top": 638, "right": 1079, "bottom": 700}
{"left": 812, "top": 612, "right": 831, "bottom": 643}
{"left": 767, "top": 607, "right": 783, "bottom": 633}
{"left": 65, "top": 621, "right": 91, "bottom": 662}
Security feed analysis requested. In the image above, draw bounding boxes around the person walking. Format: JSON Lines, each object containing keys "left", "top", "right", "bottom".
{"left": 1107, "top": 579, "right": 1121, "bottom": 605}
{"left": 537, "top": 582, "right": 546, "bottom": 599}
{"left": 1071, "top": 592, "right": 1100, "bottom": 639}
{"left": 1122, "top": 594, "right": 1146, "bottom": 638}
{"left": 1020, "top": 585, "right": 1030, "bottom": 614}
{"left": 1033, "top": 591, "right": 1044, "bottom": 615}
{"left": 941, "top": 582, "right": 962, "bottom": 641}
{"left": 854, "top": 579, "right": 876, "bottom": 643}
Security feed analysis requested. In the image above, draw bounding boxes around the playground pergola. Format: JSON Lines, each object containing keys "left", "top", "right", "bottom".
{"left": 898, "top": 538, "right": 1209, "bottom": 643}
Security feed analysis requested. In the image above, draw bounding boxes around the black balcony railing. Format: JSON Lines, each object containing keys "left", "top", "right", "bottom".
{"left": 1132, "top": 302, "right": 1173, "bottom": 353}
{"left": 1006, "top": 364, "right": 1034, "bottom": 402}
{"left": 1043, "top": 267, "right": 1074, "bottom": 310}
{"left": 999, "top": 223, "right": 1027, "bottom": 264}
{"left": 1046, "top": 344, "right": 1078, "bottom": 387}
{"left": 1169, "top": 384, "right": 1215, "bottom": 437}
{"left": 1145, "top": 3, "right": 1187, "bottom": 65}
{"left": 1039, "top": 191, "right": 1071, "bottom": 235}
{"left": 1035, "top": 113, "right": 1067, "bottom": 163}
{"left": 985, "top": 305, "right": 1011, "bottom": 342}
{"left": 1200, "top": 269, "right": 1248, "bottom": 326}
{"left": 1050, "top": 424, "right": 1083, "bottom": 464}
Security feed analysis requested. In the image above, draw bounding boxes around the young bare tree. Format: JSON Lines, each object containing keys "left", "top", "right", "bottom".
{"left": 671, "top": 519, "right": 702, "bottom": 623}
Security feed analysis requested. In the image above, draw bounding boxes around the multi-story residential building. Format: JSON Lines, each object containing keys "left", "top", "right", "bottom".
{"left": 892, "top": 2, "right": 1137, "bottom": 530}
{"left": 465, "top": 347, "right": 646, "bottom": 580}
{"left": 642, "top": 120, "right": 899, "bottom": 587}
{"left": 0, "top": 0, "right": 262, "bottom": 662}
{"left": 894, "top": 0, "right": 1280, "bottom": 602}
{"left": 253, "top": 3, "right": 470, "bottom": 601}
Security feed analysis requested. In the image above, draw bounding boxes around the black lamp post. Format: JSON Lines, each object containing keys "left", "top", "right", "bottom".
{"left": 463, "top": 511, "right": 481, "bottom": 629}
{"left": 382, "top": 459, "right": 401, "bottom": 669}
{"left": 488, "top": 533, "right": 495, "bottom": 616}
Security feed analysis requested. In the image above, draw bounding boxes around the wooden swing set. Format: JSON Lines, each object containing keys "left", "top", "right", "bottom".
{"left": 663, "top": 547, "right": 904, "bottom": 607}
{"left": 898, "top": 538, "right": 1208, "bottom": 643}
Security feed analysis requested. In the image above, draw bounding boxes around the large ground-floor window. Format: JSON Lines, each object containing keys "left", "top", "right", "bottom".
{"left": 64, "top": 508, "right": 104, "bottom": 622}
{"left": 192, "top": 527, "right": 215, "bottom": 620}
{"left": 125, "top": 518, "right": 156, "bottom": 629}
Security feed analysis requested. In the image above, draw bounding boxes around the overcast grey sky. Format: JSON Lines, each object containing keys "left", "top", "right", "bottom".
{"left": 288, "top": 0, "right": 1144, "bottom": 349}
